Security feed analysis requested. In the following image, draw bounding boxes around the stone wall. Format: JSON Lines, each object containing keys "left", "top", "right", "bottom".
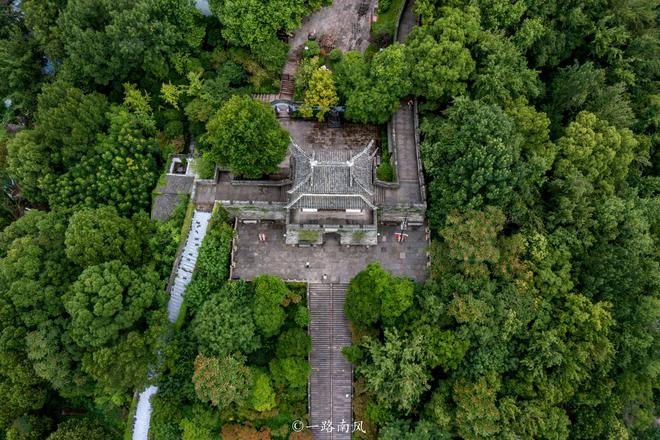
{"left": 217, "top": 200, "right": 288, "bottom": 221}
{"left": 379, "top": 205, "right": 426, "bottom": 223}
{"left": 286, "top": 224, "right": 378, "bottom": 246}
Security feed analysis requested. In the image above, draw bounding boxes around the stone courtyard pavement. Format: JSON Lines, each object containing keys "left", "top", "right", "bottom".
{"left": 232, "top": 222, "right": 428, "bottom": 283}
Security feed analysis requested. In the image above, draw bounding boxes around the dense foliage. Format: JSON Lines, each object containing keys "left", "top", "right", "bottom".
{"left": 204, "top": 95, "right": 290, "bottom": 178}
{"left": 151, "top": 210, "right": 312, "bottom": 439}
{"left": 0, "top": 0, "right": 657, "bottom": 438}
{"left": 343, "top": 1, "right": 659, "bottom": 439}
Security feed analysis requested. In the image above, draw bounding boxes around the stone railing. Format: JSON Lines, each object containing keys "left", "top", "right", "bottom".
{"left": 413, "top": 99, "right": 427, "bottom": 205}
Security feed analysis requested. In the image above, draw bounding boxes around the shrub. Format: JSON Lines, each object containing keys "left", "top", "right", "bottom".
{"left": 302, "top": 40, "right": 321, "bottom": 59}
{"left": 376, "top": 161, "right": 395, "bottom": 182}
{"left": 269, "top": 358, "right": 311, "bottom": 388}
{"left": 276, "top": 328, "right": 311, "bottom": 358}
{"left": 327, "top": 48, "right": 343, "bottom": 62}
{"left": 293, "top": 305, "right": 310, "bottom": 327}
{"left": 251, "top": 372, "right": 277, "bottom": 412}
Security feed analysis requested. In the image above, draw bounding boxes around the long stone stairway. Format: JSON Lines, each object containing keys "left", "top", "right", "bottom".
{"left": 309, "top": 283, "right": 353, "bottom": 439}
{"left": 167, "top": 210, "right": 212, "bottom": 322}
{"left": 132, "top": 209, "right": 213, "bottom": 440}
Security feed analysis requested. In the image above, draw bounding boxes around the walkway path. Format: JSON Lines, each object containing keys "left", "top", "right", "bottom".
{"left": 378, "top": 104, "right": 423, "bottom": 206}
{"left": 167, "top": 210, "right": 213, "bottom": 322}
{"left": 396, "top": 0, "right": 418, "bottom": 43}
{"left": 132, "top": 209, "right": 213, "bottom": 440}
{"left": 309, "top": 283, "right": 353, "bottom": 439}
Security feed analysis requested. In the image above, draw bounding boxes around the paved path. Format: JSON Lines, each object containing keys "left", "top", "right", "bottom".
{"left": 377, "top": 0, "right": 425, "bottom": 207}
{"left": 379, "top": 104, "right": 423, "bottom": 206}
{"left": 132, "top": 210, "right": 213, "bottom": 440}
{"left": 396, "top": 0, "right": 418, "bottom": 43}
{"left": 309, "top": 283, "right": 353, "bottom": 439}
{"left": 132, "top": 386, "right": 158, "bottom": 440}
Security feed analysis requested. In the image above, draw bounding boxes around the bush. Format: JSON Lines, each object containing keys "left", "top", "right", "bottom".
{"left": 276, "top": 328, "right": 311, "bottom": 358}
{"left": 293, "top": 305, "right": 310, "bottom": 327}
{"left": 376, "top": 161, "right": 395, "bottom": 182}
{"left": 251, "top": 372, "right": 277, "bottom": 412}
{"left": 342, "top": 345, "right": 364, "bottom": 364}
{"left": 327, "top": 48, "right": 343, "bottom": 62}
{"left": 183, "top": 218, "right": 234, "bottom": 312}
{"left": 253, "top": 275, "right": 289, "bottom": 337}
{"left": 302, "top": 40, "right": 321, "bottom": 59}
{"left": 269, "top": 358, "right": 311, "bottom": 389}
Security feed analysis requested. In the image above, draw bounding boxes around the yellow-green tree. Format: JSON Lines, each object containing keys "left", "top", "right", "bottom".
{"left": 301, "top": 66, "right": 338, "bottom": 122}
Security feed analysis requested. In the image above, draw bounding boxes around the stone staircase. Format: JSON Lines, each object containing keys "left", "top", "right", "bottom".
{"left": 167, "top": 209, "right": 212, "bottom": 322}
{"left": 280, "top": 73, "right": 296, "bottom": 99}
{"left": 252, "top": 93, "right": 281, "bottom": 103}
{"left": 133, "top": 209, "right": 213, "bottom": 440}
{"left": 308, "top": 283, "right": 352, "bottom": 439}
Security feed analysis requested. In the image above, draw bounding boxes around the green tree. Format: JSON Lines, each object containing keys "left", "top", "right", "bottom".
{"left": 81, "top": 330, "right": 157, "bottom": 404}
{"left": 360, "top": 329, "right": 431, "bottom": 414}
{"left": 6, "top": 82, "right": 109, "bottom": 204}
{"left": 51, "top": 87, "right": 161, "bottom": 215}
{"left": 64, "top": 206, "right": 145, "bottom": 268}
{"left": 209, "top": 0, "right": 329, "bottom": 49}
{"left": 250, "top": 372, "right": 276, "bottom": 412}
{"left": 192, "top": 281, "right": 260, "bottom": 357}
{"left": 548, "top": 112, "right": 637, "bottom": 230}
{"left": 57, "top": 0, "right": 204, "bottom": 88}
{"left": 452, "top": 372, "right": 502, "bottom": 439}
{"left": 63, "top": 260, "right": 163, "bottom": 349}
{"left": 344, "top": 263, "right": 391, "bottom": 329}
{"left": 269, "top": 357, "right": 310, "bottom": 389}
{"left": 205, "top": 95, "right": 289, "bottom": 178}
{"left": 275, "top": 328, "right": 311, "bottom": 358}
{"left": 21, "top": 0, "right": 66, "bottom": 60}
{"left": 406, "top": 6, "right": 479, "bottom": 102}
{"left": 252, "top": 275, "right": 289, "bottom": 337}
{"left": 46, "top": 418, "right": 111, "bottom": 440}
{"left": 300, "top": 66, "right": 339, "bottom": 122}
{"left": 421, "top": 98, "right": 543, "bottom": 225}
{"left": 472, "top": 31, "right": 542, "bottom": 104}
{"left": 0, "top": 10, "right": 43, "bottom": 118}
{"left": 344, "top": 263, "right": 414, "bottom": 329}
{"left": 336, "top": 44, "right": 412, "bottom": 124}
{"left": 192, "top": 354, "right": 253, "bottom": 409}
{"left": 0, "top": 353, "right": 48, "bottom": 432}
{"left": 545, "top": 62, "right": 635, "bottom": 134}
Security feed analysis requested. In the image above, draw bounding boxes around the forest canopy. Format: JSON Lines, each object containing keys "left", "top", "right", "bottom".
{"left": 0, "top": 0, "right": 657, "bottom": 438}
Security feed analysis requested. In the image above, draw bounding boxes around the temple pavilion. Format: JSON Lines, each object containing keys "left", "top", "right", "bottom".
{"left": 285, "top": 140, "right": 379, "bottom": 245}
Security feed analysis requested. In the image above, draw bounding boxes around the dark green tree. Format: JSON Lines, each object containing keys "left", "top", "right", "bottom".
{"left": 192, "top": 354, "right": 253, "bottom": 409}
{"left": 252, "top": 275, "right": 289, "bottom": 338}
{"left": 63, "top": 260, "right": 163, "bottom": 349}
{"left": 192, "top": 281, "right": 260, "bottom": 357}
{"left": 205, "top": 95, "right": 289, "bottom": 178}
{"left": 64, "top": 206, "right": 146, "bottom": 268}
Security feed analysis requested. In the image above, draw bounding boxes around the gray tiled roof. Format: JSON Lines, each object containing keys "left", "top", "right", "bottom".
{"left": 287, "top": 140, "right": 375, "bottom": 210}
